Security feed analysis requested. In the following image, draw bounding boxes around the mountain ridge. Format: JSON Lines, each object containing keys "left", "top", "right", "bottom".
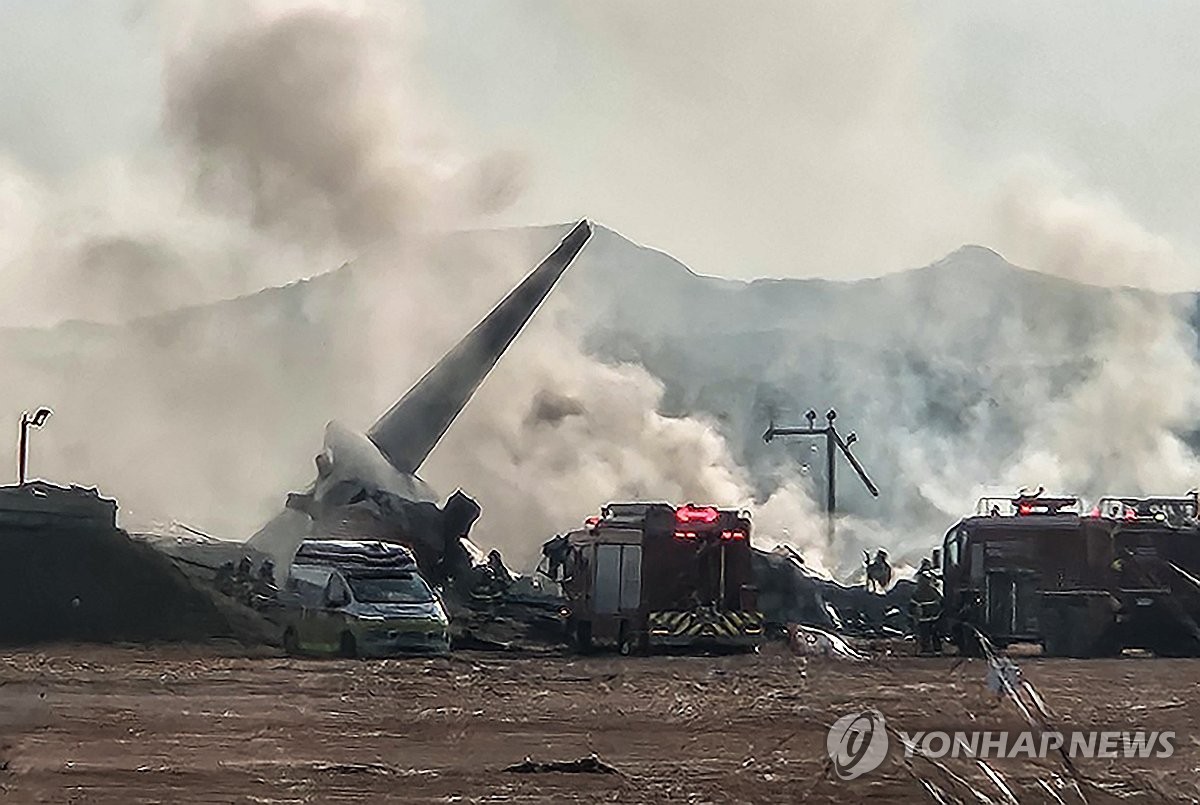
{"left": 0, "top": 224, "right": 1196, "bottom": 571}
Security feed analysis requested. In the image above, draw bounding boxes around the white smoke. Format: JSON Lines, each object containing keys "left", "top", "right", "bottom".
{"left": 818, "top": 167, "right": 1200, "bottom": 575}
{"left": 424, "top": 335, "right": 832, "bottom": 570}
{"left": 3, "top": 1, "right": 1200, "bottom": 585}
{"left": 0, "top": 1, "right": 808, "bottom": 572}
{"left": 992, "top": 165, "right": 1200, "bottom": 496}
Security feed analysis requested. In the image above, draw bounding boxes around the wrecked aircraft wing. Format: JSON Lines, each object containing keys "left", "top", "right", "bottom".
{"left": 368, "top": 219, "right": 593, "bottom": 475}
{"left": 248, "top": 221, "right": 592, "bottom": 575}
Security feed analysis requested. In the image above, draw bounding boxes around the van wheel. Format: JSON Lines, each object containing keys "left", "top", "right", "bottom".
{"left": 339, "top": 632, "right": 358, "bottom": 659}
{"left": 283, "top": 628, "right": 300, "bottom": 656}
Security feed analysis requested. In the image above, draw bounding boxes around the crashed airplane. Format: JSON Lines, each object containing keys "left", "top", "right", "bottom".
{"left": 249, "top": 220, "right": 592, "bottom": 584}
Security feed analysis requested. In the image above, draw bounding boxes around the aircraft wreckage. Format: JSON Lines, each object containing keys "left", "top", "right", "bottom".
{"left": 1, "top": 217, "right": 919, "bottom": 650}
{"left": 249, "top": 220, "right": 593, "bottom": 580}
{"left": 238, "top": 219, "right": 595, "bottom": 646}
{"left": 37, "top": 220, "right": 593, "bottom": 647}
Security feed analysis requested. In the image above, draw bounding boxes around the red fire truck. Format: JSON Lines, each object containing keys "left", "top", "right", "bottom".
{"left": 941, "top": 490, "right": 1200, "bottom": 657}
{"left": 551, "top": 502, "right": 764, "bottom": 654}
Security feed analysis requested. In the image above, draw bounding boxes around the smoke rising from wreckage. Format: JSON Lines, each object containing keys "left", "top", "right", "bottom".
{"left": 6, "top": 3, "right": 1200, "bottom": 801}
{"left": 248, "top": 221, "right": 592, "bottom": 581}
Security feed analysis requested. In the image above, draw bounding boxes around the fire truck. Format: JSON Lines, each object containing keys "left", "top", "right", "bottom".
{"left": 551, "top": 502, "right": 764, "bottom": 654}
{"left": 941, "top": 490, "right": 1200, "bottom": 657}
{"left": 1087, "top": 494, "right": 1200, "bottom": 657}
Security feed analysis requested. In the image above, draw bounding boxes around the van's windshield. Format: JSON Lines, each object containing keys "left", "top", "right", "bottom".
{"left": 347, "top": 572, "right": 434, "bottom": 604}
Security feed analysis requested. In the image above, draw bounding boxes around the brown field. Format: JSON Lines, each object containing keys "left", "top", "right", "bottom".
{"left": 0, "top": 643, "right": 1196, "bottom": 803}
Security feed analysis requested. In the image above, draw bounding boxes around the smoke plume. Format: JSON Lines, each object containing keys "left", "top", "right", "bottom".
{"left": 0, "top": 1, "right": 806, "bottom": 575}
{"left": 2, "top": 1, "right": 1200, "bottom": 584}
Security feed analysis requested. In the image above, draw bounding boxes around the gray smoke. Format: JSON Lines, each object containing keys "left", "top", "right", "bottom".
{"left": 0, "top": 2, "right": 805, "bottom": 573}
{"left": 1, "top": 1, "right": 1199, "bottom": 584}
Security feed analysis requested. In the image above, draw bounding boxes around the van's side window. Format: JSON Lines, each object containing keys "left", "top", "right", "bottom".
{"left": 323, "top": 573, "right": 351, "bottom": 606}
{"left": 290, "top": 565, "right": 333, "bottom": 608}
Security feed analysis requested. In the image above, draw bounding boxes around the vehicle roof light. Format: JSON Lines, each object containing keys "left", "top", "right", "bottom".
{"left": 676, "top": 504, "right": 719, "bottom": 524}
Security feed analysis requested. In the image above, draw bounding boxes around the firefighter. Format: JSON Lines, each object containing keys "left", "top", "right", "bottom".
{"left": 253, "top": 559, "right": 278, "bottom": 605}
{"left": 468, "top": 551, "right": 513, "bottom": 600}
{"left": 486, "top": 550, "right": 514, "bottom": 588}
{"left": 865, "top": 549, "right": 892, "bottom": 593}
{"left": 542, "top": 534, "right": 570, "bottom": 581}
{"left": 917, "top": 557, "right": 935, "bottom": 581}
{"left": 234, "top": 556, "right": 254, "bottom": 605}
{"left": 214, "top": 561, "right": 236, "bottom": 597}
{"left": 909, "top": 566, "right": 943, "bottom": 655}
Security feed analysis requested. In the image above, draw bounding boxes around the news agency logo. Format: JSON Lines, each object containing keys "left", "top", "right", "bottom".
{"left": 826, "top": 709, "right": 889, "bottom": 780}
{"left": 825, "top": 707, "right": 1178, "bottom": 783}
{"left": 897, "top": 730, "right": 1176, "bottom": 761}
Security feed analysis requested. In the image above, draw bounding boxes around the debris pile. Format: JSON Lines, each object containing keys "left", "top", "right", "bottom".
{"left": 503, "top": 755, "right": 620, "bottom": 775}
{"left": 753, "top": 546, "right": 915, "bottom": 638}
{"left": 0, "top": 483, "right": 265, "bottom": 644}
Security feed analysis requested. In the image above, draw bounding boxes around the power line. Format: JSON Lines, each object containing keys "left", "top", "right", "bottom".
{"left": 763, "top": 408, "right": 879, "bottom": 543}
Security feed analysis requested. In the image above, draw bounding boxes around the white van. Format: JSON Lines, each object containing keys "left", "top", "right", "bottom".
{"left": 281, "top": 541, "right": 450, "bottom": 658}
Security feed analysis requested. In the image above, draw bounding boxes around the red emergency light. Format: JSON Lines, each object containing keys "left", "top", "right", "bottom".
{"left": 676, "top": 504, "right": 719, "bottom": 524}
{"left": 720, "top": 530, "right": 746, "bottom": 541}
{"left": 584, "top": 516, "right": 600, "bottom": 529}
{"left": 673, "top": 531, "right": 699, "bottom": 540}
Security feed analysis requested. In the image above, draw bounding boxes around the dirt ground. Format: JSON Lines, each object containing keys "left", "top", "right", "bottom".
{"left": 0, "top": 644, "right": 1197, "bottom": 803}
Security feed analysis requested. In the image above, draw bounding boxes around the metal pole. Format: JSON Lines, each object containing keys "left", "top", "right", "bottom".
{"left": 719, "top": 543, "right": 726, "bottom": 607}
{"left": 763, "top": 408, "right": 878, "bottom": 547}
{"left": 17, "top": 412, "right": 28, "bottom": 486}
{"left": 826, "top": 426, "right": 836, "bottom": 544}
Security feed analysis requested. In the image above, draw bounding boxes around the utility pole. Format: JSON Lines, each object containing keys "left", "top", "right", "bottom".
{"left": 17, "top": 407, "right": 52, "bottom": 485}
{"left": 763, "top": 408, "right": 879, "bottom": 543}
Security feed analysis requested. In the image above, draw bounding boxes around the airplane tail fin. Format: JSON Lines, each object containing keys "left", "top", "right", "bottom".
{"left": 367, "top": 219, "right": 592, "bottom": 474}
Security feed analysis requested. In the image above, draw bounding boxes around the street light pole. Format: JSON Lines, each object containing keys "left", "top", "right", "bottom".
{"left": 763, "top": 408, "right": 879, "bottom": 543}
{"left": 17, "top": 407, "right": 52, "bottom": 486}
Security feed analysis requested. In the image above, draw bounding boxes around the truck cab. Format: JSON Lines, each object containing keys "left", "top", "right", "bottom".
{"left": 1092, "top": 495, "right": 1200, "bottom": 657}
{"left": 942, "top": 491, "right": 1200, "bottom": 657}
{"left": 280, "top": 540, "right": 450, "bottom": 658}
{"left": 942, "top": 493, "right": 1093, "bottom": 654}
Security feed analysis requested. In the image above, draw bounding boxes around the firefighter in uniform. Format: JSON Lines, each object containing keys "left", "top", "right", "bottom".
{"left": 252, "top": 559, "right": 278, "bottom": 606}
{"left": 214, "top": 561, "right": 236, "bottom": 597}
{"left": 909, "top": 559, "right": 943, "bottom": 655}
{"left": 865, "top": 550, "right": 893, "bottom": 593}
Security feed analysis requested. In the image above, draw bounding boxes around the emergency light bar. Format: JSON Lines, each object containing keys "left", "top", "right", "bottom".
{"left": 1090, "top": 496, "right": 1198, "bottom": 525}
{"left": 675, "top": 504, "right": 719, "bottom": 524}
{"left": 975, "top": 493, "right": 1080, "bottom": 517}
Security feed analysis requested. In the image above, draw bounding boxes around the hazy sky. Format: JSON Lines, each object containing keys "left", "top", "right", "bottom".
{"left": 4, "top": 1, "right": 1200, "bottom": 286}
